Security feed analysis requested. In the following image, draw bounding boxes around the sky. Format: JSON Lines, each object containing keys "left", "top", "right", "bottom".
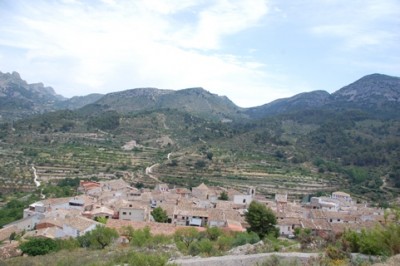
{"left": 0, "top": 0, "right": 399, "bottom": 107}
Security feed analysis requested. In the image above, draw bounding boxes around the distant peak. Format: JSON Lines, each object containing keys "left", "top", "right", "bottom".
{"left": 11, "top": 71, "right": 21, "bottom": 79}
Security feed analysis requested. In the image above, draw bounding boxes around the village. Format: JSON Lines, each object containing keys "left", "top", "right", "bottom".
{"left": 0, "top": 178, "right": 385, "bottom": 244}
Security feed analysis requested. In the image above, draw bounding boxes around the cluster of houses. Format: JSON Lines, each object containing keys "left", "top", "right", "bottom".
{"left": 0, "top": 178, "right": 387, "bottom": 243}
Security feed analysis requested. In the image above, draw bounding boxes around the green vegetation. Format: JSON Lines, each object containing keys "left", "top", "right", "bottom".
{"left": 245, "top": 201, "right": 278, "bottom": 238}
{"left": 0, "top": 195, "right": 39, "bottom": 228}
{"left": 19, "top": 238, "right": 59, "bottom": 256}
{"left": 151, "top": 207, "right": 168, "bottom": 223}
{"left": 78, "top": 225, "right": 119, "bottom": 249}
{"left": 341, "top": 223, "right": 400, "bottom": 256}
{"left": 218, "top": 191, "right": 229, "bottom": 200}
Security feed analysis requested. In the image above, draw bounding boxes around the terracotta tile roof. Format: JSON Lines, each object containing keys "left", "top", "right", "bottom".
{"left": 309, "top": 209, "right": 327, "bottom": 219}
{"left": 106, "top": 219, "right": 205, "bottom": 236}
{"left": 208, "top": 208, "right": 225, "bottom": 221}
{"left": 37, "top": 217, "right": 65, "bottom": 228}
{"left": 215, "top": 200, "right": 235, "bottom": 210}
{"left": 301, "top": 218, "right": 331, "bottom": 231}
{"left": 173, "top": 188, "right": 191, "bottom": 194}
{"left": 91, "top": 206, "right": 115, "bottom": 216}
{"left": 63, "top": 216, "right": 100, "bottom": 231}
{"left": 24, "top": 227, "right": 57, "bottom": 239}
{"left": 223, "top": 209, "right": 242, "bottom": 222}
{"left": 174, "top": 207, "right": 209, "bottom": 217}
{"left": 39, "top": 197, "right": 71, "bottom": 207}
{"left": 158, "top": 203, "right": 176, "bottom": 217}
{"left": 195, "top": 183, "right": 209, "bottom": 190}
{"left": 226, "top": 219, "right": 245, "bottom": 232}
{"left": 277, "top": 217, "right": 301, "bottom": 226}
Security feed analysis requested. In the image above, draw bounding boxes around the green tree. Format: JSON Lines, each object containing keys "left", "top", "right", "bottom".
{"left": 9, "top": 232, "right": 16, "bottom": 243}
{"left": 94, "top": 216, "right": 108, "bottom": 224}
{"left": 151, "top": 207, "right": 168, "bottom": 223}
{"left": 245, "top": 201, "right": 277, "bottom": 238}
{"left": 19, "top": 238, "right": 59, "bottom": 256}
{"left": 78, "top": 225, "right": 118, "bottom": 249}
{"left": 174, "top": 227, "right": 200, "bottom": 248}
{"left": 218, "top": 191, "right": 229, "bottom": 200}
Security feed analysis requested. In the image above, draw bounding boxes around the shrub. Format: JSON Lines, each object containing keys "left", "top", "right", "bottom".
{"left": 205, "top": 227, "right": 223, "bottom": 241}
{"left": 78, "top": 225, "right": 119, "bottom": 249}
{"left": 19, "top": 238, "right": 59, "bottom": 256}
{"left": 232, "top": 231, "right": 260, "bottom": 247}
{"left": 112, "top": 251, "right": 171, "bottom": 266}
{"left": 174, "top": 227, "right": 200, "bottom": 249}
{"left": 197, "top": 238, "right": 216, "bottom": 256}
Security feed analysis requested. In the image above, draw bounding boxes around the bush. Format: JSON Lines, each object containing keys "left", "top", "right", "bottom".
{"left": 78, "top": 225, "right": 118, "bottom": 249}
{"left": 341, "top": 224, "right": 400, "bottom": 256}
{"left": 205, "top": 227, "right": 223, "bottom": 241}
{"left": 20, "top": 238, "right": 59, "bottom": 256}
{"left": 174, "top": 227, "right": 200, "bottom": 249}
{"left": 197, "top": 238, "right": 216, "bottom": 256}
{"left": 232, "top": 231, "right": 260, "bottom": 247}
{"left": 55, "top": 237, "right": 80, "bottom": 251}
{"left": 112, "top": 251, "right": 171, "bottom": 266}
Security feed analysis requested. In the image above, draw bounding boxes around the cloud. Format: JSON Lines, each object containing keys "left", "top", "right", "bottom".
{"left": 0, "top": 0, "right": 274, "bottom": 106}
{"left": 308, "top": 0, "right": 400, "bottom": 49}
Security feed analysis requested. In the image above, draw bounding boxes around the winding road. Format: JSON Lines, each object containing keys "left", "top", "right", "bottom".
{"left": 32, "top": 165, "right": 45, "bottom": 199}
{"left": 145, "top": 152, "right": 173, "bottom": 183}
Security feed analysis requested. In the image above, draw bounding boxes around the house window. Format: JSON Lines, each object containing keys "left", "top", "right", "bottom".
{"left": 243, "top": 199, "right": 246, "bottom": 203}
{"left": 129, "top": 212, "right": 131, "bottom": 215}
{"left": 330, "top": 219, "right": 332, "bottom": 222}
{"left": 122, "top": 212, "right": 127, "bottom": 215}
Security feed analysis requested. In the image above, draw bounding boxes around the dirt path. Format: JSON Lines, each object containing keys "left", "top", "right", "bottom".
{"left": 170, "top": 252, "right": 320, "bottom": 266}
{"left": 32, "top": 165, "right": 45, "bottom": 199}
{"left": 145, "top": 163, "right": 161, "bottom": 183}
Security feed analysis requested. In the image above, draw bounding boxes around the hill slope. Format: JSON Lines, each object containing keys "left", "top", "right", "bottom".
{"left": 93, "top": 87, "right": 245, "bottom": 121}
{"left": 0, "top": 71, "right": 65, "bottom": 121}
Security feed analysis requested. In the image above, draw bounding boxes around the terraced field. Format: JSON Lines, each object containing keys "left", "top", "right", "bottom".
{"left": 152, "top": 150, "right": 342, "bottom": 200}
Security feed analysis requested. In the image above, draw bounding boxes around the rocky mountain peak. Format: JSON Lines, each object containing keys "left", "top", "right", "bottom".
{"left": 332, "top": 73, "right": 400, "bottom": 103}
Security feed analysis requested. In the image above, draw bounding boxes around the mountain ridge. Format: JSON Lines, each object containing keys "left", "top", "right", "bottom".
{"left": 1, "top": 71, "right": 399, "bottom": 121}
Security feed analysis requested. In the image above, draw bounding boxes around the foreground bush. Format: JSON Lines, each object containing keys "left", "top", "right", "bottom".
{"left": 78, "top": 225, "right": 119, "bottom": 249}
{"left": 19, "top": 237, "right": 59, "bottom": 256}
{"left": 342, "top": 224, "right": 400, "bottom": 256}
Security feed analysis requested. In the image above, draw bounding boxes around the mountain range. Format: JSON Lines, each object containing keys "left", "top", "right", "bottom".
{"left": 1, "top": 70, "right": 400, "bottom": 202}
{"left": 1, "top": 71, "right": 399, "bottom": 122}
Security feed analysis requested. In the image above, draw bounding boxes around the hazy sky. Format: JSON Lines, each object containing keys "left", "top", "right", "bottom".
{"left": 0, "top": 0, "right": 399, "bottom": 107}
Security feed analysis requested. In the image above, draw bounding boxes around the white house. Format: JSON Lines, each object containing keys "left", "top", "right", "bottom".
{"left": 56, "top": 216, "right": 100, "bottom": 238}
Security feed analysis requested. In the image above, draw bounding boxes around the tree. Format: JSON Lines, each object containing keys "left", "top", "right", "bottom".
{"left": 78, "top": 225, "right": 118, "bottom": 249}
{"left": 218, "top": 191, "right": 229, "bottom": 201}
{"left": 151, "top": 207, "right": 168, "bottom": 223}
{"left": 174, "top": 227, "right": 200, "bottom": 248}
{"left": 245, "top": 201, "right": 277, "bottom": 238}
{"left": 9, "top": 232, "right": 16, "bottom": 243}
{"left": 19, "top": 238, "right": 59, "bottom": 256}
{"left": 94, "top": 216, "right": 108, "bottom": 224}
